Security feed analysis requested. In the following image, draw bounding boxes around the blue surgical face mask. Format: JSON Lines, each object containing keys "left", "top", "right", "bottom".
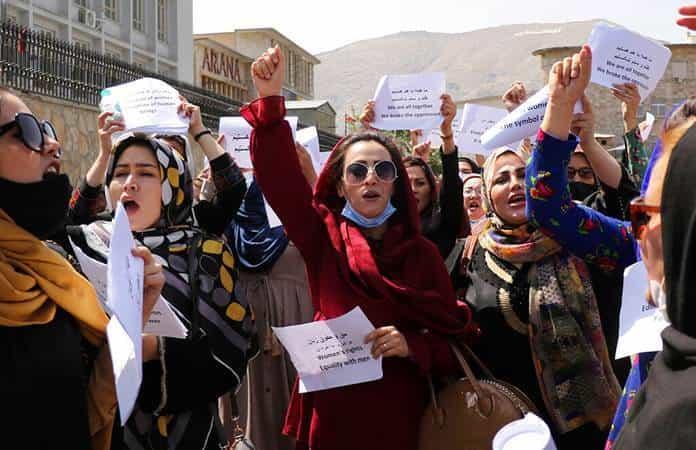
{"left": 341, "top": 199, "right": 397, "bottom": 228}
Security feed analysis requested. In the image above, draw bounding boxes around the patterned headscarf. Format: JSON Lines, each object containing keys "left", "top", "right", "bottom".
{"left": 68, "top": 135, "right": 257, "bottom": 445}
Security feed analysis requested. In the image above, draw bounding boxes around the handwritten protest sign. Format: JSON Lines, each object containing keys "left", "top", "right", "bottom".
{"left": 99, "top": 78, "right": 189, "bottom": 138}
{"left": 616, "top": 261, "right": 669, "bottom": 359}
{"left": 273, "top": 307, "right": 382, "bottom": 393}
{"left": 457, "top": 104, "right": 509, "bottom": 155}
{"left": 481, "top": 87, "right": 582, "bottom": 151}
{"left": 297, "top": 126, "right": 323, "bottom": 173}
{"left": 371, "top": 73, "right": 445, "bottom": 131}
{"left": 69, "top": 237, "right": 187, "bottom": 339}
{"left": 219, "top": 116, "right": 298, "bottom": 169}
{"left": 588, "top": 22, "right": 672, "bottom": 101}
{"left": 107, "top": 203, "right": 144, "bottom": 424}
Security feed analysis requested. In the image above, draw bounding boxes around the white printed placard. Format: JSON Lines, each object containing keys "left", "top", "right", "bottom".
{"left": 457, "top": 104, "right": 509, "bottom": 155}
{"left": 588, "top": 22, "right": 672, "bottom": 101}
{"left": 418, "top": 109, "right": 464, "bottom": 149}
{"left": 371, "top": 72, "right": 445, "bottom": 131}
{"left": 272, "top": 307, "right": 382, "bottom": 393}
{"left": 107, "top": 204, "right": 144, "bottom": 425}
{"left": 219, "top": 116, "right": 298, "bottom": 169}
{"left": 481, "top": 87, "right": 582, "bottom": 151}
{"left": 99, "top": 78, "right": 189, "bottom": 138}
{"left": 615, "top": 261, "right": 670, "bottom": 359}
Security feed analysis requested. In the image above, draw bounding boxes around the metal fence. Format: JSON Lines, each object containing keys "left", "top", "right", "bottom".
{"left": 0, "top": 21, "right": 241, "bottom": 129}
{"left": 0, "top": 20, "right": 341, "bottom": 149}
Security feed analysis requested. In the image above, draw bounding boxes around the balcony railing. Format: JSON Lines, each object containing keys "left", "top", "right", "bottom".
{"left": 0, "top": 21, "right": 241, "bottom": 129}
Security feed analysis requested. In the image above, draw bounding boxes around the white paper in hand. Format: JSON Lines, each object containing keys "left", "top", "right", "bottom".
{"left": 588, "top": 22, "right": 672, "bottom": 101}
{"left": 272, "top": 307, "right": 382, "bottom": 393}
{"left": 457, "top": 104, "right": 509, "bottom": 155}
{"left": 69, "top": 237, "right": 187, "bottom": 338}
{"left": 219, "top": 116, "right": 298, "bottom": 169}
{"left": 615, "top": 261, "right": 670, "bottom": 359}
{"left": 99, "top": 78, "right": 189, "bottom": 139}
{"left": 481, "top": 87, "right": 582, "bottom": 151}
{"left": 297, "top": 126, "right": 322, "bottom": 173}
{"left": 371, "top": 73, "right": 445, "bottom": 131}
{"left": 638, "top": 112, "right": 656, "bottom": 142}
{"left": 107, "top": 203, "right": 144, "bottom": 424}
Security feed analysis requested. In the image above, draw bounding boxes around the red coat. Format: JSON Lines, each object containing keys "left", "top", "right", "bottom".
{"left": 241, "top": 96, "right": 472, "bottom": 450}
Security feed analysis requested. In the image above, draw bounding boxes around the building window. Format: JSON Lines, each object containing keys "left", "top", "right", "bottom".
{"left": 104, "top": 0, "right": 119, "bottom": 21}
{"left": 157, "top": 0, "right": 167, "bottom": 42}
{"left": 132, "top": 0, "right": 144, "bottom": 32}
{"left": 74, "top": 0, "right": 87, "bottom": 7}
{"left": 651, "top": 103, "right": 666, "bottom": 118}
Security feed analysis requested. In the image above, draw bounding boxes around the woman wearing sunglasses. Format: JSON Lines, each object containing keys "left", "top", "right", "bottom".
{"left": 0, "top": 87, "right": 164, "bottom": 450}
{"left": 242, "top": 46, "right": 473, "bottom": 450}
{"left": 359, "top": 96, "right": 467, "bottom": 258}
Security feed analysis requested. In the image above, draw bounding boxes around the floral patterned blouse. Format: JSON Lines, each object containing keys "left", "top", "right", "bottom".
{"left": 624, "top": 127, "right": 649, "bottom": 187}
{"left": 525, "top": 130, "right": 637, "bottom": 273}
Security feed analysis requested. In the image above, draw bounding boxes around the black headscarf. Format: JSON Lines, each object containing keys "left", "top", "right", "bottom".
{"left": 614, "top": 123, "right": 696, "bottom": 450}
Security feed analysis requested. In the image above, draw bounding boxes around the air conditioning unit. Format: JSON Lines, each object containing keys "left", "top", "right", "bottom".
{"left": 78, "top": 8, "right": 98, "bottom": 28}
{"left": 85, "top": 10, "right": 98, "bottom": 28}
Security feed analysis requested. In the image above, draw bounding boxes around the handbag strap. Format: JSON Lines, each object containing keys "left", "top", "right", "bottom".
{"left": 448, "top": 341, "right": 487, "bottom": 400}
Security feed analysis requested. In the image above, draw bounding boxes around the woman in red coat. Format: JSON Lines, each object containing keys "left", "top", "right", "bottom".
{"left": 240, "top": 46, "right": 473, "bottom": 450}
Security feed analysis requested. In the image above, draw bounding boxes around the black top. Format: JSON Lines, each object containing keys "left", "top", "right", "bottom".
{"left": 583, "top": 164, "right": 639, "bottom": 221}
{"left": 422, "top": 149, "right": 465, "bottom": 258}
{"left": 0, "top": 308, "right": 93, "bottom": 450}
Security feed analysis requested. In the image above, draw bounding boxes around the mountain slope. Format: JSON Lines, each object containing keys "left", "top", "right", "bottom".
{"left": 315, "top": 20, "right": 608, "bottom": 132}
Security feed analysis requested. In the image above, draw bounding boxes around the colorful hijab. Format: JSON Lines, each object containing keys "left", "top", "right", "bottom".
{"left": 312, "top": 133, "right": 472, "bottom": 336}
{"left": 476, "top": 148, "right": 620, "bottom": 434}
{"left": 68, "top": 135, "right": 256, "bottom": 446}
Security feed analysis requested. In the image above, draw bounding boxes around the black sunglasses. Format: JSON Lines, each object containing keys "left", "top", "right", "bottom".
{"left": 0, "top": 113, "right": 59, "bottom": 155}
{"left": 344, "top": 160, "right": 398, "bottom": 186}
{"left": 567, "top": 167, "right": 595, "bottom": 180}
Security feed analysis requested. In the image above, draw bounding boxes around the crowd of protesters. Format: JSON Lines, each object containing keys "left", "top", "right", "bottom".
{"left": 3, "top": 5, "right": 696, "bottom": 450}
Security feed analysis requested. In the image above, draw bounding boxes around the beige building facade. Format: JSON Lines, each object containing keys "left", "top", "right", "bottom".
{"left": 193, "top": 37, "right": 253, "bottom": 103}
{"left": 194, "top": 28, "right": 320, "bottom": 101}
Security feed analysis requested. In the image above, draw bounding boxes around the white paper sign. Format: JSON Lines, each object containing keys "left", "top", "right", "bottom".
{"left": 481, "top": 87, "right": 582, "bottom": 151}
{"left": 69, "top": 237, "right": 187, "bottom": 339}
{"left": 371, "top": 73, "right": 445, "bottom": 131}
{"left": 638, "top": 112, "right": 656, "bottom": 142}
{"left": 272, "top": 307, "right": 382, "bottom": 393}
{"left": 615, "top": 261, "right": 670, "bottom": 359}
{"left": 319, "top": 151, "right": 331, "bottom": 168}
{"left": 457, "top": 104, "right": 509, "bottom": 155}
{"left": 588, "top": 22, "right": 672, "bottom": 101}
{"left": 107, "top": 203, "right": 144, "bottom": 425}
{"left": 219, "top": 116, "right": 298, "bottom": 169}
{"left": 297, "top": 126, "right": 322, "bottom": 173}
{"left": 99, "top": 78, "right": 189, "bottom": 138}
{"left": 417, "top": 109, "right": 465, "bottom": 149}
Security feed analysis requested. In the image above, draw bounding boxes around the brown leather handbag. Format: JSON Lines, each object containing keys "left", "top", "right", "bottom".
{"left": 418, "top": 342, "right": 539, "bottom": 450}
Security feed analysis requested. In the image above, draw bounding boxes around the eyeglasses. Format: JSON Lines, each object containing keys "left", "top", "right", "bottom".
{"left": 343, "top": 160, "right": 398, "bottom": 185}
{"left": 567, "top": 167, "right": 595, "bottom": 180}
{"left": 464, "top": 187, "right": 482, "bottom": 196}
{"left": 0, "top": 113, "right": 59, "bottom": 155}
{"left": 629, "top": 196, "right": 660, "bottom": 240}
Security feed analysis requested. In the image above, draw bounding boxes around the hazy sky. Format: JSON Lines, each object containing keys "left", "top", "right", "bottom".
{"left": 193, "top": 0, "right": 690, "bottom": 55}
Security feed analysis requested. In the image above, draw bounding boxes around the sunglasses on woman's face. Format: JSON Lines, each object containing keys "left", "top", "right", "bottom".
{"left": 629, "top": 196, "right": 660, "bottom": 240}
{"left": 343, "top": 160, "right": 398, "bottom": 186}
{"left": 0, "top": 113, "right": 59, "bottom": 155}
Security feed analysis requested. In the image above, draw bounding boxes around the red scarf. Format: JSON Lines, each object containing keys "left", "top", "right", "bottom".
{"left": 312, "top": 139, "right": 472, "bottom": 336}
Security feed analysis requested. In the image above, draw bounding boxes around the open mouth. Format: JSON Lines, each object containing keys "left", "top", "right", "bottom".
{"left": 43, "top": 161, "right": 61, "bottom": 178}
{"left": 467, "top": 200, "right": 480, "bottom": 210}
{"left": 508, "top": 193, "right": 526, "bottom": 208}
{"left": 362, "top": 190, "right": 380, "bottom": 201}
{"left": 121, "top": 198, "right": 140, "bottom": 214}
